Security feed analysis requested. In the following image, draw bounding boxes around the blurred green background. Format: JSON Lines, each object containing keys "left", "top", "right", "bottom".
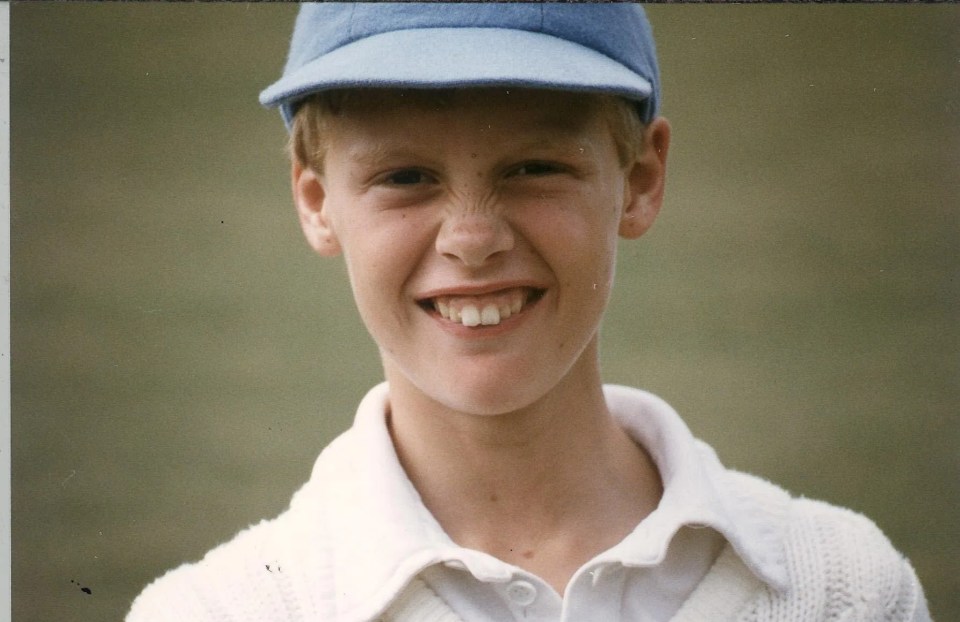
{"left": 11, "top": 4, "right": 959, "bottom": 621}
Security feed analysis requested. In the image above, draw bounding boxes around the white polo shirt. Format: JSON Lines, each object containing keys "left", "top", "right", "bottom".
{"left": 307, "top": 383, "right": 786, "bottom": 622}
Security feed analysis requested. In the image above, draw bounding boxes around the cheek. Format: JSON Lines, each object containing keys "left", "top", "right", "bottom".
{"left": 339, "top": 214, "right": 433, "bottom": 322}
{"left": 523, "top": 194, "right": 620, "bottom": 264}
{"left": 538, "top": 202, "right": 621, "bottom": 313}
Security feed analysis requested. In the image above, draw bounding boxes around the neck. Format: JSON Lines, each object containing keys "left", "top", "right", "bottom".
{"left": 385, "top": 351, "right": 662, "bottom": 594}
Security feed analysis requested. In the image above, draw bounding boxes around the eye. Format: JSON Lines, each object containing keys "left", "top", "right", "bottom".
{"left": 510, "top": 162, "right": 562, "bottom": 177}
{"left": 384, "top": 169, "right": 432, "bottom": 186}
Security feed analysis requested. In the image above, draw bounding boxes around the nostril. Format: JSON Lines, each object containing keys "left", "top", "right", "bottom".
{"left": 435, "top": 214, "right": 514, "bottom": 266}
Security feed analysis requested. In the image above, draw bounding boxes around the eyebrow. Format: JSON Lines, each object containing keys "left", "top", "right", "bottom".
{"left": 527, "top": 109, "right": 594, "bottom": 136}
{"left": 344, "top": 141, "right": 396, "bottom": 169}
{"left": 338, "top": 104, "right": 598, "bottom": 169}
{"left": 345, "top": 134, "right": 588, "bottom": 173}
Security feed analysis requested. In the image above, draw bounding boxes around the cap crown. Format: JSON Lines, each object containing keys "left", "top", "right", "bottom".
{"left": 261, "top": 3, "right": 660, "bottom": 127}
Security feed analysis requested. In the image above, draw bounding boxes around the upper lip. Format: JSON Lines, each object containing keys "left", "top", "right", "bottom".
{"left": 415, "top": 281, "right": 547, "bottom": 301}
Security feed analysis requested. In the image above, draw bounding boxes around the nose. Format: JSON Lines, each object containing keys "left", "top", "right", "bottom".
{"left": 435, "top": 210, "right": 514, "bottom": 267}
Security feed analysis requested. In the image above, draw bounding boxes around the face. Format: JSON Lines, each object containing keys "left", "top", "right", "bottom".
{"left": 294, "top": 89, "right": 668, "bottom": 417}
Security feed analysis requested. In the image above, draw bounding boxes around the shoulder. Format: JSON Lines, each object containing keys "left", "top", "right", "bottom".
{"left": 722, "top": 469, "right": 930, "bottom": 621}
{"left": 786, "top": 494, "right": 928, "bottom": 621}
{"left": 126, "top": 506, "right": 331, "bottom": 622}
{"left": 125, "top": 434, "right": 359, "bottom": 622}
{"left": 127, "top": 518, "right": 274, "bottom": 620}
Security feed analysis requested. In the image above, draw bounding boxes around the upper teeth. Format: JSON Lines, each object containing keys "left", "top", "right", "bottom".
{"left": 434, "top": 289, "right": 528, "bottom": 327}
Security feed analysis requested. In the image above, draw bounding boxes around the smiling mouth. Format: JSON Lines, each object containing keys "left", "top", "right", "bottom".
{"left": 418, "top": 287, "right": 545, "bottom": 328}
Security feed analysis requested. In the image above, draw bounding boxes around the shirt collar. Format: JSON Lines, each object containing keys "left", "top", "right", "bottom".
{"left": 601, "top": 385, "right": 789, "bottom": 591}
{"left": 306, "top": 384, "right": 511, "bottom": 622}
{"left": 312, "top": 382, "right": 788, "bottom": 621}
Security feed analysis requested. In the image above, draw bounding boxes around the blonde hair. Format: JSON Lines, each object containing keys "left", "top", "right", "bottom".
{"left": 289, "top": 89, "right": 646, "bottom": 173}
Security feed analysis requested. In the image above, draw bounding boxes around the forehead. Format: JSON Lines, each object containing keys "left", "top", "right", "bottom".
{"left": 324, "top": 88, "right": 606, "bottom": 141}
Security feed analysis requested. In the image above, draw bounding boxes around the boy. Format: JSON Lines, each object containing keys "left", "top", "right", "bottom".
{"left": 128, "top": 4, "right": 930, "bottom": 621}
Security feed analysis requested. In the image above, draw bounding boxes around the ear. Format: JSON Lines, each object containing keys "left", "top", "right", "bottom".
{"left": 292, "top": 160, "right": 341, "bottom": 256}
{"left": 619, "top": 116, "right": 671, "bottom": 239}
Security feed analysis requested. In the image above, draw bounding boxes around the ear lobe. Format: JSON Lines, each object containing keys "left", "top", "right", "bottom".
{"left": 619, "top": 116, "right": 671, "bottom": 240}
{"left": 292, "top": 160, "right": 342, "bottom": 256}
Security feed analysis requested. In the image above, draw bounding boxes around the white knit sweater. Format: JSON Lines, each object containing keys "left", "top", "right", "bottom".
{"left": 128, "top": 385, "right": 930, "bottom": 622}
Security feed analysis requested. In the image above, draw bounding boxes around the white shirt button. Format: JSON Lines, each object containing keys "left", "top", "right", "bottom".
{"left": 505, "top": 579, "right": 537, "bottom": 606}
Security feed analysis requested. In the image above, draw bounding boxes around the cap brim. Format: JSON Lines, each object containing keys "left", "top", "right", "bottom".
{"left": 259, "top": 27, "right": 653, "bottom": 127}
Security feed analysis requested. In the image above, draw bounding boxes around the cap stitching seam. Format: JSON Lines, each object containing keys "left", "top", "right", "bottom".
{"left": 347, "top": 3, "right": 357, "bottom": 39}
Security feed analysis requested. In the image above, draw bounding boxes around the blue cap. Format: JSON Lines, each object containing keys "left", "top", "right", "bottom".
{"left": 260, "top": 2, "right": 660, "bottom": 129}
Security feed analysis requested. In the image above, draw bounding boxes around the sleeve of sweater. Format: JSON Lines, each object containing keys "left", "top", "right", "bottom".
{"left": 788, "top": 496, "right": 932, "bottom": 622}
{"left": 718, "top": 470, "right": 933, "bottom": 622}
{"left": 899, "top": 558, "right": 932, "bottom": 622}
{"left": 125, "top": 519, "right": 293, "bottom": 622}
{"left": 126, "top": 435, "right": 361, "bottom": 622}
{"left": 125, "top": 495, "right": 330, "bottom": 622}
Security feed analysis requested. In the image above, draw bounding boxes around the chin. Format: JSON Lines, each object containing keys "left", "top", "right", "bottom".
{"left": 431, "top": 374, "right": 550, "bottom": 417}
{"left": 385, "top": 350, "right": 562, "bottom": 418}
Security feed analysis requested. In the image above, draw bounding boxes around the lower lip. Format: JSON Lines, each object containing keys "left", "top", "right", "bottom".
{"left": 427, "top": 297, "right": 541, "bottom": 338}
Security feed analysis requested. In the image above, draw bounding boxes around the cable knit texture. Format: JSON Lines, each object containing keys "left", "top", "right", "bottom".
{"left": 127, "top": 385, "right": 930, "bottom": 622}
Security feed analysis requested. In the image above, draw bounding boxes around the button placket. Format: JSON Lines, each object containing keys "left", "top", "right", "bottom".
{"left": 505, "top": 579, "right": 538, "bottom": 606}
